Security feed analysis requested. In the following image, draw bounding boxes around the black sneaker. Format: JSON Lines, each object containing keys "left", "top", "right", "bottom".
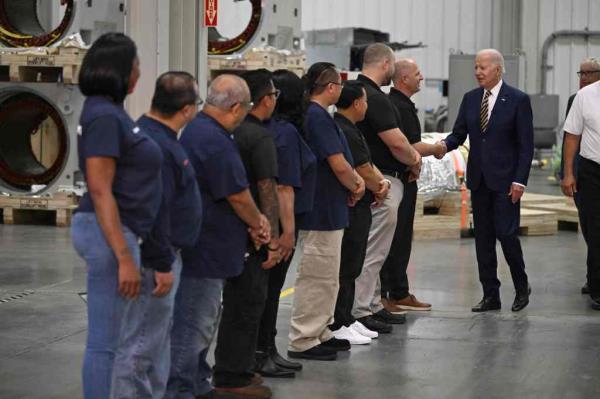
{"left": 356, "top": 315, "right": 392, "bottom": 334}
{"left": 373, "top": 308, "right": 406, "bottom": 324}
{"left": 320, "top": 337, "right": 350, "bottom": 351}
{"left": 288, "top": 345, "right": 337, "bottom": 361}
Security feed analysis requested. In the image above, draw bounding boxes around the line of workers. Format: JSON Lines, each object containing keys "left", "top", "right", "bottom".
{"left": 72, "top": 33, "right": 436, "bottom": 399}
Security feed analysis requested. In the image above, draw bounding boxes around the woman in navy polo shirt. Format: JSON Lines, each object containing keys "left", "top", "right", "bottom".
{"left": 287, "top": 63, "right": 365, "bottom": 361}
{"left": 70, "top": 33, "right": 164, "bottom": 399}
{"left": 256, "top": 70, "right": 317, "bottom": 376}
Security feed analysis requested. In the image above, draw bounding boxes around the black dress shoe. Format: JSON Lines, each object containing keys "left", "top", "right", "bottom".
{"left": 472, "top": 297, "right": 501, "bottom": 312}
{"left": 320, "top": 337, "right": 350, "bottom": 351}
{"left": 288, "top": 345, "right": 337, "bottom": 361}
{"left": 356, "top": 316, "right": 393, "bottom": 333}
{"left": 373, "top": 308, "right": 406, "bottom": 324}
{"left": 512, "top": 286, "right": 531, "bottom": 312}
{"left": 255, "top": 352, "right": 295, "bottom": 378}
{"left": 591, "top": 296, "right": 600, "bottom": 310}
{"left": 581, "top": 283, "right": 590, "bottom": 295}
{"left": 268, "top": 346, "right": 302, "bottom": 371}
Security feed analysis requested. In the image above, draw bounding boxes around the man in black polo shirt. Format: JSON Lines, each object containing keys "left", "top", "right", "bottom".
{"left": 380, "top": 59, "right": 446, "bottom": 313}
{"left": 351, "top": 43, "right": 422, "bottom": 332}
{"left": 212, "top": 69, "right": 280, "bottom": 399}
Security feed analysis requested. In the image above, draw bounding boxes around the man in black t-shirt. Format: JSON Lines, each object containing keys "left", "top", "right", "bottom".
{"left": 332, "top": 81, "right": 392, "bottom": 342}
{"left": 351, "top": 43, "right": 422, "bottom": 332}
{"left": 380, "top": 59, "right": 446, "bottom": 313}
{"left": 212, "top": 70, "right": 280, "bottom": 399}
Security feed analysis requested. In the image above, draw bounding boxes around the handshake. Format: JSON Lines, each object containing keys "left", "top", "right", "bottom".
{"left": 433, "top": 140, "right": 447, "bottom": 160}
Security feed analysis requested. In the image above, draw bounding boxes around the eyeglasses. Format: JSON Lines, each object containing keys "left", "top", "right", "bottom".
{"left": 238, "top": 100, "right": 254, "bottom": 110}
{"left": 264, "top": 89, "right": 281, "bottom": 100}
{"left": 577, "top": 70, "right": 600, "bottom": 77}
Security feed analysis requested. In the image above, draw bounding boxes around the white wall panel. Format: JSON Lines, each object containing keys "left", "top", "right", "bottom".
{"left": 522, "top": 0, "right": 600, "bottom": 120}
{"left": 302, "top": 0, "right": 495, "bottom": 117}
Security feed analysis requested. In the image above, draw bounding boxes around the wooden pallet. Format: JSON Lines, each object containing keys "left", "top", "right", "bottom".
{"left": 0, "top": 193, "right": 78, "bottom": 227}
{"left": 414, "top": 215, "right": 461, "bottom": 240}
{"left": 520, "top": 192, "right": 568, "bottom": 207}
{"left": 519, "top": 209, "right": 558, "bottom": 236}
{"left": 461, "top": 208, "right": 558, "bottom": 237}
{"left": 0, "top": 47, "right": 86, "bottom": 84}
{"left": 521, "top": 202, "right": 580, "bottom": 231}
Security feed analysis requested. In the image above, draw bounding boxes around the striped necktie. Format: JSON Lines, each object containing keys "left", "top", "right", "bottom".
{"left": 480, "top": 90, "right": 492, "bottom": 132}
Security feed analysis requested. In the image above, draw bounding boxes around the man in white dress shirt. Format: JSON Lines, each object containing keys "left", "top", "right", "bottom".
{"left": 561, "top": 79, "right": 600, "bottom": 310}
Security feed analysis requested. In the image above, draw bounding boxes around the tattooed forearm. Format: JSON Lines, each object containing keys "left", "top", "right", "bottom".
{"left": 257, "top": 178, "right": 280, "bottom": 239}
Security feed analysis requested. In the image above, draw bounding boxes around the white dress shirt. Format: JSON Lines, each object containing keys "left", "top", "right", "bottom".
{"left": 484, "top": 79, "right": 503, "bottom": 122}
{"left": 564, "top": 80, "right": 600, "bottom": 165}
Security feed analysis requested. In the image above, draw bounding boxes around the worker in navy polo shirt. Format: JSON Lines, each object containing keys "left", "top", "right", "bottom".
{"left": 255, "top": 70, "right": 317, "bottom": 377}
{"left": 71, "top": 33, "right": 165, "bottom": 399}
{"left": 287, "top": 62, "right": 365, "bottom": 361}
{"left": 165, "top": 74, "right": 270, "bottom": 399}
{"left": 212, "top": 69, "right": 280, "bottom": 398}
{"left": 111, "top": 72, "right": 203, "bottom": 398}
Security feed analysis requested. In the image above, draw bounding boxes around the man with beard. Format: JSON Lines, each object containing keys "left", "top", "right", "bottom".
{"left": 351, "top": 43, "right": 422, "bottom": 334}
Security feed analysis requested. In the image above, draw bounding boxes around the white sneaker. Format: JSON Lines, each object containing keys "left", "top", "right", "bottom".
{"left": 350, "top": 320, "right": 379, "bottom": 339}
{"left": 332, "top": 326, "right": 372, "bottom": 345}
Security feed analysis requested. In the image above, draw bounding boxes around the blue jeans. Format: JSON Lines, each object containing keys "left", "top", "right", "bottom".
{"left": 165, "top": 276, "right": 224, "bottom": 399}
{"left": 111, "top": 253, "right": 182, "bottom": 398}
{"left": 71, "top": 212, "right": 141, "bottom": 399}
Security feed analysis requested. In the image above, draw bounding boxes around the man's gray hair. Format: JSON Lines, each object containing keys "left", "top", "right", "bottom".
{"left": 206, "top": 74, "right": 249, "bottom": 109}
{"left": 477, "top": 48, "right": 506, "bottom": 74}
{"left": 582, "top": 57, "right": 600, "bottom": 70}
{"left": 362, "top": 43, "right": 395, "bottom": 67}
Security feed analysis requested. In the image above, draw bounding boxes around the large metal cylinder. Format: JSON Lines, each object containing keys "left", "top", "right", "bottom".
{"left": 0, "top": 0, "right": 75, "bottom": 47}
{"left": 0, "top": 83, "right": 83, "bottom": 194}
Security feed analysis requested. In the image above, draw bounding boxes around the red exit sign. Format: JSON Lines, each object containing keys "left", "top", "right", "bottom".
{"left": 205, "top": 0, "right": 218, "bottom": 27}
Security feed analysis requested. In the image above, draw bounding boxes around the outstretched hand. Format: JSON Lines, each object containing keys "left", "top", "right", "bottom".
{"left": 434, "top": 141, "right": 447, "bottom": 160}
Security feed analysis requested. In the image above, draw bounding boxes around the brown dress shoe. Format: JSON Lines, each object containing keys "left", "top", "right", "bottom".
{"left": 214, "top": 384, "right": 272, "bottom": 398}
{"left": 381, "top": 298, "right": 408, "bottom": 315}
{"left": 392, "top": 294, "right": 432, "bottom": 311}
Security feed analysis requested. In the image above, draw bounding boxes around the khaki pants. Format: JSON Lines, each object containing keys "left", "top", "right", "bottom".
{"left": 353, "top": 175, "right": 403, "bottom": 319}
{"left": 288, "top": 229, "right": 344, "bottom": 352}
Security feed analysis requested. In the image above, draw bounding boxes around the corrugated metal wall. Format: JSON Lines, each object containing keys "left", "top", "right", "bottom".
{"left": 302, "top": 0, "right": 600, "bottom": 127}
{"left": 302, "top": 0, "right": 497, "bottom": 116}
{"left": 522, "top": 0, "right": 600, "bottom": 119}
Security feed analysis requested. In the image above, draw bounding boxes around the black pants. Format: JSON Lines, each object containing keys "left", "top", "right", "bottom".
{"left": 332, "top": 203, "right": 372, "bottom": 330}
{"left": 380, "top": 180, "right": 418, "bottom": 300}
{"left": 213, "top": 249, "right": 268, "bottom": 387}
{"left": 256, "top": 250, "right": 294, "bottom": 352}
{"left": 471, "top": 179, "right": 528, "bottom": 299}
{"left": 578, "top": 157, "right": 600, "bottom": 297}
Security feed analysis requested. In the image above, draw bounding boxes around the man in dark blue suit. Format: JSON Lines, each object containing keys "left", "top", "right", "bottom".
{"left": 439, "top": 49, "right": 534, "bottom": 312}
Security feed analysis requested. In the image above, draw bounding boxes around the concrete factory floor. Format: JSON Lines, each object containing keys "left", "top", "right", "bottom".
{"left": 1, "top": 169, "right": 599, "bottom": 399}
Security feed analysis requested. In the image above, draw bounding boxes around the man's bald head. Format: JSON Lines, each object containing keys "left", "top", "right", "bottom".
{"left": 393, "top": 59, "right": 418, "bottom": 82}
{"left": 393, "top": 58, "right": 423, "bottom": 97}
{"left": 206, "top": 74, "right": 251, "bottom": 110}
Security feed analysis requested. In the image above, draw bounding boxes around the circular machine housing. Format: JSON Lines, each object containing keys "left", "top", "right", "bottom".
{"left": 208, "top": 0, "right": 263, "bottom": 55}
{"left": 0, "top": 0, "right": 75, "bottom": 47}
{"left": 0, "top": 83, "right": 83, "bottom": 195}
